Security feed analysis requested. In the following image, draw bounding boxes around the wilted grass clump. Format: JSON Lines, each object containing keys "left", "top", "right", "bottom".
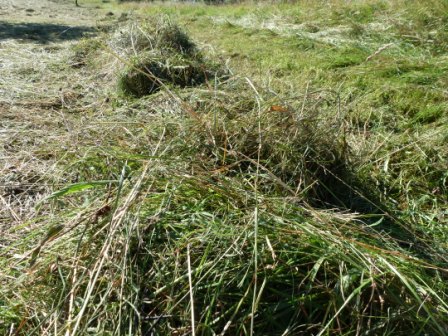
{"left": 117, "top": 52, "right": 213, "bottom": 97}
{"left": 112, "top": 19, "right": 223, "bottom": 97}
{"left": 134, "top": 177, "right": 448, "bottom": 335}
{"left": 175, "top": 84, "right": 350, "bottom": 204}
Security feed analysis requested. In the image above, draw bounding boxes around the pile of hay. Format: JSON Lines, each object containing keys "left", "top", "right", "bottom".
{"left": 110, "top": 19, "right": 223, "bottom": 97}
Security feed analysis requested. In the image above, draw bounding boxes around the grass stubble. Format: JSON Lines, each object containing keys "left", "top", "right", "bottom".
{"left": 1, "top": 1, "right": 447, "bottom": 335}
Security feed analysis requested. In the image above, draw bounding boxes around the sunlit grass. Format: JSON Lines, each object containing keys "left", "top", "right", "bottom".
{"left": 1, "top": 0, "right": 447, "bottom": 335}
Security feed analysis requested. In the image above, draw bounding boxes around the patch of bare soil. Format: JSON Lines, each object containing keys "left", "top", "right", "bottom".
{"left": 0, "top": 0, "right": 105, "bottom": 233}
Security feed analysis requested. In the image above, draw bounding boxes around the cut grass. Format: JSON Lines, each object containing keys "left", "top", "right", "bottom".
{"left": 1, "top": 1, "right": 447, "bottom": 335}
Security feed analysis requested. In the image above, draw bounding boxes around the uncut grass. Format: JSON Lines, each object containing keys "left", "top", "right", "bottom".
{"left": 1, "top": 11, "right": 448, "bottom": 336}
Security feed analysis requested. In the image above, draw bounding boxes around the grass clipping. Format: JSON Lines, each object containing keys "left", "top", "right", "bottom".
{"left": 1, "top": 17, "right": 448, "bottom": 336}
{"left": 110, "top": 19, "right": 222, "bottom": 97}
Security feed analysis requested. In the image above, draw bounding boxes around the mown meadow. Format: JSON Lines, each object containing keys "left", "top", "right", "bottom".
{"left": 1, "top": 0, "right": 447, "bottom": 334}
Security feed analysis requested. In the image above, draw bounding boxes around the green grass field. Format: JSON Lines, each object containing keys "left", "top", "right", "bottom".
{"left": 1, "top": 0, "right": 447, "bottom": 335}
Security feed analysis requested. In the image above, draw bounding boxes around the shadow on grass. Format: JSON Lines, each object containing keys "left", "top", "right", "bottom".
{"left": 0, "top": 21, "right": 96, "bottom": 43}
{"left": 313, "top": 167, "right": 440, "bottom": 261}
